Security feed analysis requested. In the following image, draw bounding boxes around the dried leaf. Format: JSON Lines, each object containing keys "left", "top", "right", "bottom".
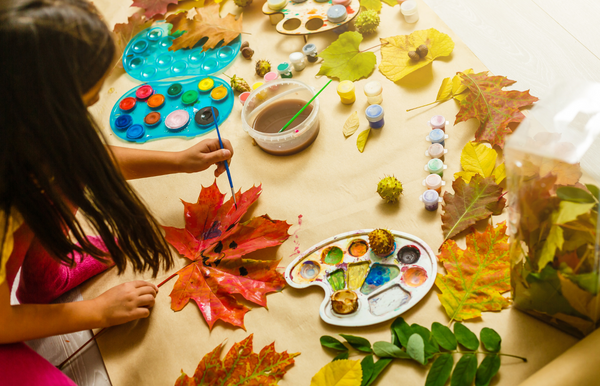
{"left": 559, "top": 273, "right": 600, "bottom": 322}
{"left": 112, "top": 9, "right": 154, "bottom": 67}
{"left": 379, "top": 28, "right": 454, "bottom": 82}
{"left": 436, "top": 222, "right": 511, "bottom": 321}
{"left": 343, "top": 111, "right": 360, "bottom": 137}
{"left": 436, "top": 69, "right": 473, "bottom": 103}
{"left": 167, "top": 4, "right": 242, "bottom": 52}
{"left": 317, "top": 32, "right": 377, "bottom": 82}
{"left": 310, "top": 359, "right": 363, "bottom": 386}
{"left": 454, "top": 142, "right": 497, "bottom": 183}
{"left": 441, "top": 175, "right": 505, "bottom": 241}
{"left": 153, "top": 0, "right": 207, "bottom": 20}
{"left": 357, "top": 128, "right": 371, "bottom": 153}
{"left": 491, "top": 163, "right": 505, "bottom": 185}
{"left": 360, "top": 0, "right": 381, "bottom": 12}
{"left": 175, "top": 334, "right": 299, "bottom": 386}
{"left": 163, "top": 182, "right": 291, "bottom": 329}
{"left": 132, "top": 0, "right": 179, "bottom": 19}
{"left": 455, "top": 71, "right": 539, "bottom": 149}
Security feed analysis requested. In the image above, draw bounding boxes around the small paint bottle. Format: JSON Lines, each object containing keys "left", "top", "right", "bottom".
{"left": 277, "top": 62, "right": 293, "bottom": 78}
{"left": 289, "top": 52, "right": 306, "bottom": 72}
{"left": 267, "top": 0, "right": 287, "bottom": 10}
{"left": 126, "top": 124, "right": 145, "bottom": 141}
{"left": 365, "top": 104, "right": 385, "bottom": 129}
{"left": 327, "top": 5, "right": 348, "bottom": 23}
{"left": 426, "top": 128, "right": 448, "bottom": 146}
{"left": 252, "top": 82, "right": 267, "bottom": 100}
{"left": 264, "top": 71, "right": 279, "bottom": 83}
{"left": 364, "top": 81, "right": 383, "bottom": 105}
{"left": 422, "top": 173, "right": 446, "bottom": 194}
{"left": 333, "top": 0, "right": 351, "bottom": 5}
{"left": 429, "top": 114, "right": 448, "bottom": 131}
{"left": 425, "top": 143, "right": 448, "bottom": 160}
{"left": 114, "top": 114, "right": 133, "bottom": 131}
{"left": 302, "top": 43, "right": 318, "bottom": 63}
{"left": 424, "top": 158, "right": 447, "bottom": 177}
{"left": 400, "top": 0, "right": 419, "bottom": 23}
{"left": 420, "top": 189, "right": 442, "bottom": 211}
{"left": 337, "top": 80, "right": 355, "bottom": 104}
{"left": 239, "top": 91, "right": 251, "bottom": 106}
{"left": 165, "top": 110, "right": 190, "bottom": 131}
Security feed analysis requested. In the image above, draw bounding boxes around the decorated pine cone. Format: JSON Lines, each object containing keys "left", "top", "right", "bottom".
{"left": 255, "top": 59, "right": 271, "bottom": 77}
{"left": 230, "top": 74, "right": 251, "bottom": 93}
{"left": 354, "top": 10, "right": 380, "bottom": 35}
{"left": 377, "top": 176, "right": 403, "bottom": 203}
{"left": 368, "top": 229, "right": 395, "bottom": 255}
{"left": 234, "top": 0, "right": 253, "bottom": 7}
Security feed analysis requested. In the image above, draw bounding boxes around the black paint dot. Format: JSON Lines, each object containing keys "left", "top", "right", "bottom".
{"left": 239, "top": 267, "right": 248, "bottom": 276}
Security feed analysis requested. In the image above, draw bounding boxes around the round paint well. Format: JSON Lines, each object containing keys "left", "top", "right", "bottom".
{"left": 167, "top": 83, "right": 183, "bottom": 97}
{"left": 198, "top": 78, "right": 215, "bottom": 92}
{"left": 126, "top": 124, "right": 145, "bottom": 140}
{"left": 156, "top": 53, "right": 173, "bottom": 68}
{"left": 397, "top": 245, "right": 420, "bottom": 264}
{"left": 300, "top": 261, "right": 320, "bottom": 280}
{"left": 181, "top": 90, "right": 199, "bottom": 105}
{"left": 147, "top": 94, "right": 165, "bottom": 109}
{"left": 210, "top": 86, "right": 228, "bottom": 102}
{"left": 348, "top": 239, "right": 368, "bottom": 257}
{"left": 402, "top": 266, "right": 428, "bottom": 287}
{"left": 128, "top": 56, "right": 144, "bottom": 70}
{"left": 159, "top": 36, "right": 173, "bottom": 48}
{"left": 146, "top": 28, "right": 163, "bottom": 42}
{"left": 321, "top": 246, "right": 344, "bottom": 265}
{"left": 171, "top": 60, "right": 188, "bottom": 75}
{"left": 202, "top": 58, "right": 218, "bottom": 73}
{"left": 119, "top": 97, "right": 136, "bottom": 112}
{"left": 141, "top": 66, "right": 157, "bottom": 79}
{"left": 218, "top": 46, "right": 234, "bottom": 59}
{"left": 135, "top": 85, "right": 154, "bottom": 100}
{"left": 194, "top": 107, "right": 219, "bottom": 128}
{"left": 165, "top": 110, "right": 190, "bottom": 131}
{"left": 114, "top": 114, "right": 133, "bottom": 130}
{"left": 144, "top": 112, "right": 161, "bottom": 127}
{"left": 132, "top": 39, "right": 148, "bottom": 53}
{"left": 188, "top": 50, "right": 205, "bottom": 64}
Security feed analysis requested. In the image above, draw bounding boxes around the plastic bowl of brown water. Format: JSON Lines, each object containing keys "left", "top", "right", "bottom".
{"left": 241, "top": 79, "right": 320, "bottom": 155}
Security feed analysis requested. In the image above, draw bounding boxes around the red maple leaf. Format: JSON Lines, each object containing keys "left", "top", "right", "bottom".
{"left": 131, "top": 0, "right": 179, "bottom": 19}
{"left": 455, "top": 71, "right": 539, "bottom": 149}
{"left": 162, "top": 182, "right": 291, "bottom": 329}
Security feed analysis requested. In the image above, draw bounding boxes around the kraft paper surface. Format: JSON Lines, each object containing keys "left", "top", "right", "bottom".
{"left": 81, "top": 0, "right": 583, "bottom": 385}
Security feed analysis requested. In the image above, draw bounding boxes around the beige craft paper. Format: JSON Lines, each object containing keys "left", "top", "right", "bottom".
{"left": 82, "top": 0, "right": 580, "bottom": 385}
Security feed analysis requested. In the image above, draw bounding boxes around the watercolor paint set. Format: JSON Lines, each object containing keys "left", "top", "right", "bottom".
{"left": 109, "top": 75, "right": 234, "bottom": 143}
{"left": 122, "top": 22, "right": 241, "bottom": 81}
{"left": 285, "top": 229, "right": 436, "bottom": 327}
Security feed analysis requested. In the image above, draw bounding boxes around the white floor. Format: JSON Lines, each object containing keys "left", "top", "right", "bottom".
{"left": 24, "top": 0, "right": 600, "bottom": 384}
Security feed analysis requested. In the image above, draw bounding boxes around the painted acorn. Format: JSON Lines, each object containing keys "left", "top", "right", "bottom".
{"left": 368, "top": 229, "right": 395, "bottom": 256}
{"left": 377, "top": 175, "right": 403, "bottom": 203}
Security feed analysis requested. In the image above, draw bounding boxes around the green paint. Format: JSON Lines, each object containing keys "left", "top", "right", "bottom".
{"left": 324, "top": 247, "right": 344, "bottom": 265}
{"left": 328, "top": 269, "right": 346, "bottom": 291}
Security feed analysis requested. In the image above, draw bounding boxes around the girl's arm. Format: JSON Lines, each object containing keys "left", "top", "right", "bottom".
{"left": 0, "top": 280, "right": 158, "bottom": 344}
{"left": 109, "top": 138, "right": 233, "bottom": 180}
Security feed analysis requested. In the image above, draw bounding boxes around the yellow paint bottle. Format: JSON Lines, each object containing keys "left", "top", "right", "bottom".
{"left": 337, "top": 80, "right": 356, "bottom": 104}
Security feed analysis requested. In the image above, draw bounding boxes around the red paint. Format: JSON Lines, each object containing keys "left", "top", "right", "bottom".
{"left": 346, "top": 6, "right": 355, "bottom": 14}
{"left": 119, "top": 97, "right": 136, "bottom": 111}
{"left": 135, "top": 85, "right": 154, "bottom": 100}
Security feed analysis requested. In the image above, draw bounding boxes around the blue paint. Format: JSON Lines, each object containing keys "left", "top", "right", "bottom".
{"left": 429, "top": 128, "right": 446, "bottom": 146}
{"left": 360, "top": 263, "right": 400, "bottom": 295}
{"left": 366, "top": 104, "right": 385, "bottom": 129}
{"left": 115, "top": 114, "right": 133, "bottom": 131}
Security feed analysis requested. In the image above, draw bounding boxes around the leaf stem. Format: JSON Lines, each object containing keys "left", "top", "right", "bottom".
{"left": 359, "top": 44, "right": 382, "bottom": 53}
{"left": 406, "top": 98, "right": 451, "bottom": 112}
{"left": 434, "top": 351, "right": 527, "bottom": 362}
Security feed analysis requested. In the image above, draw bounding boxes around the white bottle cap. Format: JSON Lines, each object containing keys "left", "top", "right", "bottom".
{"left": 400, "top": 0, "right": 417, "bottom": 14}
{"left": 364, "top": 81, "right": 382, "bottom": 97}
{"left": 289, "top": 52, "right": 305, "bottom": 64}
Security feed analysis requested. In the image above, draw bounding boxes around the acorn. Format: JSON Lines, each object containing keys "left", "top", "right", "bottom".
{"left": 241, "top": 41, "right": 249, "bottom": 49}
{"left": 408, "top": 51, "right": 420, "bottom": 61}
{"left": 416, "top": 44, "right": 428, "bottom": 58}
{"left": 255, "top": 59, "right": 271, "bottom": 77}
{"left": 241, "top": 47, "right": 254, "bottom": 60}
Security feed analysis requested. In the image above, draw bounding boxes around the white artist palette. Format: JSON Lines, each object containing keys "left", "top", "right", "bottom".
{"left": 285, "top": 229, "right": 437, "bottom": 327}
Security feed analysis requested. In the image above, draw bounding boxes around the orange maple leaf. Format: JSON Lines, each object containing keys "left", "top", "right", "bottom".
{"left": 166, "top": 3, "right": 242, "bottom": 52}
{"left": 455, "top": 71, "right": 539, "bottom": 149}
{"left": 175, "top": 334, "right": 299, "bottom": 386}
{"left": 435, "top": 222, "right": 511, "bottom": 322}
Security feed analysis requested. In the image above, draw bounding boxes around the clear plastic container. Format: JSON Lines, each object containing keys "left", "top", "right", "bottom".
{"left": 242, "top": 79, "right": 320, "bottom": 156}
{"left": 400, "top": 0, "right": 419, "bottom": 23}
{"left": 506, "top": 81, "right": 600, "bottom": 338}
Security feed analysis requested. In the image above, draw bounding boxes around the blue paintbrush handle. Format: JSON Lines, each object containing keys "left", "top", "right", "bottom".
{"left": 210, "top": 107, "right": 237, "bottom": 206}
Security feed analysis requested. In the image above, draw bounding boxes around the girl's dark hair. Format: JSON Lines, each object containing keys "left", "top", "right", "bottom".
{"left": 0, "top": 0, "right": 173, "bottom": 276}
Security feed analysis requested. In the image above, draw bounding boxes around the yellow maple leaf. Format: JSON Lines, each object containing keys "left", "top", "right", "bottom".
{"left": 379, "top": 28, "right": 454, "bottom": 82}
{"left": 310, "top": 359, "right": 362, "bottom": 386}
{"left": 454, "top": 142, "right": 497, "bottom": 183}
{"left": 343, "top": 111, "right": 360, "bottom": 137}
{"left": 167, "top": 3, "right": 242, "bottom": 52}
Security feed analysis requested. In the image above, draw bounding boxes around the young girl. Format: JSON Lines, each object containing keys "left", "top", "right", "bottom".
{"left": 0, "top": 0, "right": 234, "bottom": 384}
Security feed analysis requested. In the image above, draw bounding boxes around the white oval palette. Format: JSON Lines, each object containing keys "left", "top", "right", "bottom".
{"left": 285, "top": 229, "right": 437, "bottom": 327}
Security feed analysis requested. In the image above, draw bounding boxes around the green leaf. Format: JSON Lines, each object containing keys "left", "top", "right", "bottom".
{"left": 380, "top": 0, "right": 397, "bottom": 6}
{"left": 360, "top": 355, "right": 375, "bottom": 386}
{"left": 320, "top": 335, "right": 348, "bottom": 351}
{"left": 480, "top": 328, "right": 501, "bottom": 352}
{"left": 426, "top": 353, "right": 454, "bottom": 386}
{"left": 340, "top": 334, "right": 372, "bottom": 353}
{"left": 333, "top": 351, "right": 350, "bottom": 362}
{"left": 391, "top": 317, "right": 411, "bottom": 347}
{"left": 475, "top": 354, "right": 501, "bottom": 386}
{"left": 432, "top": 322, "right": 457, "bottom": 351}
{"left": 557, "top": 186, "right": 596, "bottom": 203}
{"left": 451, "top": 354, "right": 478, "bottom": 386}
{"left": 317, "top": 31, "right": 377, "bottom": 81}
{"left": 516, "top": 265, "right": 580, "bottom": 316}
{"left": 357, "top": 128, "right": 371, "bottom": 153}
{"left": 454, "top": 323, "right": 479, "bottom": 351}
{"left": 585, "top": 184, "right": 600, "bottom": 201}
{"left": 360, "top": 0, "right": 381, "bottom": 12}
{"left": 556, "top": 201, "right": 595, "bottom": 224}
{"left": 365, "top": 358, "right": 393, "bottom": 386}
{"left": 411, "top": 324, "right": 440, "bottom": 361}
{"left": 407, "top": 334, "right": 426, "bottom": 365}
{"left": 372, "top": 341, "right": 411, "bottom": 359}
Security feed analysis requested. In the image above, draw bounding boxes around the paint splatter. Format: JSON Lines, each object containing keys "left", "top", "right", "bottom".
{"left": 368, "top": 285, "right": 410, "bottom": 316}
{"left": 300, "top": 261, "right": 320, "bottom": 280}
{"left": 328, "top": 269, "right": 346, "bottom": 291}
{"left": 288, "top": 215, "right": 303, "bottom": 259}
{"left": 321, "top": 246, "right": 344, "bottom": 265}
{"left": 361, "top": 264, "right": 400, "bottom": 295}
{"left": 348, "top": 239, "right": 368, "bottom": 257}
{"left": 347, "top": 261, "right": 369, "bottom": 290}
{"left": 307, "top": 8, "right": 317, "bottom": 14}
{"left": 402, "top": 266, "right": 428, "bottom": 287}
{"left": 346, "top": 6, "right": 355, "bottom": 14}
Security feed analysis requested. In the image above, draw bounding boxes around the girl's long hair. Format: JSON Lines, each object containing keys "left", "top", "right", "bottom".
{"left": 0, "top": 0, "right": 173, "bottom": 276}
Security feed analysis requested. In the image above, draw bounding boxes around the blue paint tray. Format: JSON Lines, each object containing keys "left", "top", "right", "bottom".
{"left": 122, "top": 22, "right": 241, "bottom": 82}
{"left": 109, "top": 75, "right": 234, "bottom": 143}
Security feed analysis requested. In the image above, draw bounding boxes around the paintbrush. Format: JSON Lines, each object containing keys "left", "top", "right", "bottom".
{"left": 210, "top": 106, "right": 237, "bottom": 209}
{"left": 277, "top": 79, "right": 333, "bottom": 133}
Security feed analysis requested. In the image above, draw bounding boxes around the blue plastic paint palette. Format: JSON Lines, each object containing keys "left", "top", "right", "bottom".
{"left": 122, "top": 22, "right": 241, "bottom": 81}
{"left": 109, "top": 75, "right": 234, "bottom": 143}
{"left": 285, "top": 229, "right": 437, "bottom": 327}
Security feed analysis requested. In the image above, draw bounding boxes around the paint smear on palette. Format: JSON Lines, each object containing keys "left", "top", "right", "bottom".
{"left": 300, "top": 261, "right": 320, "bottom": 280}
{"left": 328, "top": 269, "right": 346, "bottom": 291}
{"left": 402, "top": 266, "right": 428, "bottom": 287}
{"left": 348, "top": 239, "right": 368, "bottom": 257}
{"left": 308, "top": 8, "right": 317, "bottom": 14}
{"left": 347, "top": 261, "right": 369, "bottom": 290}
{"left": 321, "top": 246, "right": 344, "bottom": 265}
{"left": 360, "top": 264, "right": 400, "bottom": 295}
{"left": 368, "top": 285, "right": 410, "bottom": 316}
{"left": 288, "top": 215, "right": 303, "bottom": 259}
{"left": 346, "top": 6, "right": 355, "bottom": 14}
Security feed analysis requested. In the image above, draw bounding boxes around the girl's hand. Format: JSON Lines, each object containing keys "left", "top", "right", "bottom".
{"left": 93, "top": 281, "right": 158, "bottom": 327}
{"left": 177, "top": 138, "right": 234, "bottom": 177}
